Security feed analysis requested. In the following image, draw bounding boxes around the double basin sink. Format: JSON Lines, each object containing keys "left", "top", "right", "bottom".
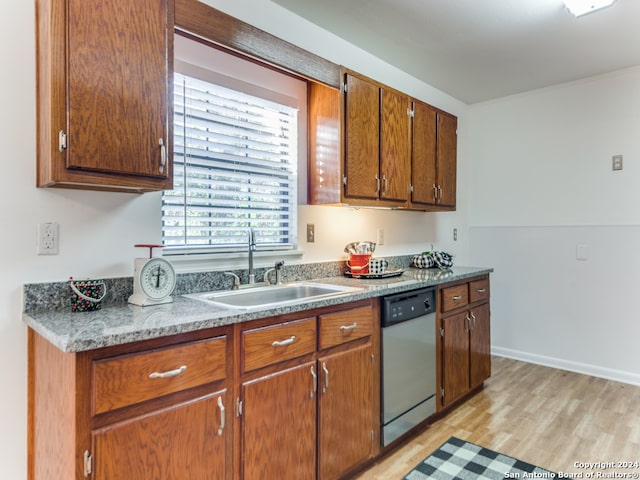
{"left": 186, "top": 282, "right": 364, "bottom": 310}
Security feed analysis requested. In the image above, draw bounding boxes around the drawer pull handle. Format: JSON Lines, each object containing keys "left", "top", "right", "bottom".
{"left": 476, "top": 288, "right": 486, "bottom": 293}
{"left": 322, "top": 362, "right": 329, "bottom": 394}
{"left": 149, "top": 365, "right": 187, "bottom": 379}
{"left": 452, "top": 295, "right": 462, "bottom": 301}
{"left": 340, "top": 322, "right": 358, "bottom": 332}
{"left": 471, "top": 312, "right": 477, "bottom": 330}
{"left": 465, "top": 314, "right": 471, "bottom": 332}
{"left": 272, "top": 335, "right": 296, "bottom": 347}
{"left": 217, "top": 396, "right": 225, "bottom": 436}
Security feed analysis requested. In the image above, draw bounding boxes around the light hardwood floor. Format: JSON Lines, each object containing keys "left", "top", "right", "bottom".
{"left": 356, "top": 356, "right": 640, "bottom": 479}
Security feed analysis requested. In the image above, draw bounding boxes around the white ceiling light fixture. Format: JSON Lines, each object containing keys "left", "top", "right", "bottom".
{"left": 564, "top": 0, "right": 617, "bottom": 17}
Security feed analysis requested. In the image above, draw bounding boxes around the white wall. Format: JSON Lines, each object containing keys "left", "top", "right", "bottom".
{"left": 1, "top": 1, "right": 468, "bottom": 477}
{"left": 467, "top": 67, "right": 640, "bottom": 385}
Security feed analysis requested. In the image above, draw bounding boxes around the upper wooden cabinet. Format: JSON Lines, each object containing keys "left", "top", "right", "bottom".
{"left": 308, "top": 70, "right": 457, "bottom": 210}
{"left": 343, "top": 72, "right": 411, "bottom": 206}
{"left": 36, "top": 0, "right": 174, "bottom": 192}
{"left": 412, "top": 101, "right": 457, "bottom": 209}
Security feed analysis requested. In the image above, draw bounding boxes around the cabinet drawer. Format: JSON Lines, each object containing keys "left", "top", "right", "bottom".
{"left": 242, "top": 318, "right": 316, "bottom": 373}
{"left": 441, "top": 284, "right": 469, "bottom": 312}
{"left": 92, "top": 336, "right": 227, "bottom": 415}
{"left": 319, "top": 305, "right": 373, "bottom": 350}
{"left": 469, "top": 278, "right": 490, "bottom": 303}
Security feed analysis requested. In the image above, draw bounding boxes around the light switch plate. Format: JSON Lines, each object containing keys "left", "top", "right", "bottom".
{"left": 306, "top": 224, "right": 315, "bottom": 243}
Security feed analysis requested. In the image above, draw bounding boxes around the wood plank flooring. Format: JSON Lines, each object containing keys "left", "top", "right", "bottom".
{"left": 355, "top": 356, "right": 640, "bottom": 479}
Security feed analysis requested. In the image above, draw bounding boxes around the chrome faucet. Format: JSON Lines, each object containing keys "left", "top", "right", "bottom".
{"left": 248, "top": 227, "right": 256, "bottom": 284}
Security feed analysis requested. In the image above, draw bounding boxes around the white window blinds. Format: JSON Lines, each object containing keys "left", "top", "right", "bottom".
{"left": 162, "top": 73, "right": 298, "bottom": 252}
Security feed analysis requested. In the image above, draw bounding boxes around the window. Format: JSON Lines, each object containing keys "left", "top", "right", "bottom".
{"left": 162, "top": 39, "right": 303, "bottom": 255}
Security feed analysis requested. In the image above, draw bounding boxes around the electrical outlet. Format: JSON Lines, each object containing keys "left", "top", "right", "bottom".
{"left": 377, "top": 228, "right": 384, "bottom": 246}
{"left": 306, "top": 224, "right": 315, "bottom": 243}
{"left": 612, "top": 155, "right": 623, "bottom": 171}
{"left": 38, "top": 222, "right": 59, "bottom": 255}
{"left": 453, "top": 228, "right": 458, "bottom": 241}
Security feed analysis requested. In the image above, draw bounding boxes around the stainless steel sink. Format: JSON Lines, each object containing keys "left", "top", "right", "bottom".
{"left": 186, "top": 282, "right": 363, "bottom": 309}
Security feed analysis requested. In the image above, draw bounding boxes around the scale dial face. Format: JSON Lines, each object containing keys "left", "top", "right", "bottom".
{"left": 139, "top": 257, "right": 176, "bottom": 301}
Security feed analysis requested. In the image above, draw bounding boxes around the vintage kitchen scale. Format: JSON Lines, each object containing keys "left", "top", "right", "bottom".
{"left": 128, "top": 244, "right": 177, "bottom": 307}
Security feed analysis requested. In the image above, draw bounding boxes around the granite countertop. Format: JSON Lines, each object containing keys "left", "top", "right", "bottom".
{"left": 23, "top": 266, "right": 492, "bottom": 353}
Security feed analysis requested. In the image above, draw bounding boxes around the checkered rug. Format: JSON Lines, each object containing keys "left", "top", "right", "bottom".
{"left": 404, "top": 437, "right": 557, "bottom": 480}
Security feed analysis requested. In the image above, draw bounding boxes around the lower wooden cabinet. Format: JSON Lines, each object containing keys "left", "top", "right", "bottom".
{"left": 242, "top": 362, "right": 317, "bottom": 479}
{"left": 238, "top": 300, "right": 379, "bottom": 480}
{"left": 29, "top": 284, "right": 492, "bottom": 479}
{"left": 439, "top": 276, "right": 491, "bottom": 408}
{"left": 92, "top": 390, "right": 229, "bottom": 479}
{"left": 318, "top": 343, "right": 374, "bottom": 480}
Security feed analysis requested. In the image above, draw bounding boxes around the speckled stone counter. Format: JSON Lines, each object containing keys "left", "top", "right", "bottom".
{"left": 23, "top": 266, "right": 492, "bottom": 353}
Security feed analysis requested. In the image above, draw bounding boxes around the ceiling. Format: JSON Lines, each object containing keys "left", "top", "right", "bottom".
{"left": 270, "top": 0, "right": 640, "bottom": 104}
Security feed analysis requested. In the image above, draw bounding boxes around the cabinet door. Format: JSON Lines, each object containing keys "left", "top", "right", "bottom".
{"left": 344, "top": 73, "right": 380, "bottom": 200}
{"left": 318, "top": 344, "right": 374, "bottom": 480}
{"left": 380, "top": 89, "right": 411, "bottom": 202}
{"left": 92, "top": 390, "right": 229, "bottom": 480}
{"left": 436, "top": 113, "right": 457, "bottom": 208}
{"left": 411, "top": 100, "right": 438, "bottom": 205}
{"left": 241, "top": 362, "right": 317, "bottom": 479}
{"left": 441, "top": 311, "right": 470, "bottom": 406}
{"left": 67, "top": 0, "right": 172, "bottom": 179}
{"left": 470, "top": 303, "right": 491, "bottom": 389}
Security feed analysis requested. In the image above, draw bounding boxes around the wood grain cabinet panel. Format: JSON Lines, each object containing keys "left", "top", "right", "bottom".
{"left": 241, "top": 362, "right": 317, "bottom": 480}
{"left": 410, "top": 100, "right": 457, "bottom": 210}
{"left": 411, "top": 100, "right": 438, "bottom": 205}
{"left": 318, "top": 344, "right": 374, "bottom": 480}
{"left": 92, "top": 336, "right": 226, "bottom": 415}
{"left": 380, "top": 88, "right": 411, "bottom": 202}
{"left": 344, "top": 73, "right": 380, "bottom": 200}
{"left": 470, "top": 303, "right": 491, "bottom": 389}
{"left": 441, "top": 310, "right": 471, "bottom": 406}
{"left": 441, "top": 284, "right": 469, "bottom": 312}
{"left": 469, "top": 278, "right": 490, "bottom": 303}
{"left": 36, "top": 0, "right": 173, "bottom": 192}
{"left": 439, "top": 275, "right": 491, "bottom": 408}
{"left": 308, "top": 69, "right": 457, "bottom": 210}
{"left": 92, "top": 391, "right": 229, "bottom": 479}
{"left": 319, "top": 305, "right": 373, "bottom": 350}
{"left": 241, "top": 317, "right": 316, "bottom": 373}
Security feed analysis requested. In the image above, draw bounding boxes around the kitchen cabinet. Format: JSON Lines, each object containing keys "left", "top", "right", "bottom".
{"left": 411, "top": 100, "right": 457, "bottom": 209}
{"left": 92, "top": 391, "right": 228, "bottom": 479}
{"left": 241, "top": 362, "right": 318, "bottom": 479}
{"left": 317, "top": 306, "right": 376, "bottom": 480}
{"left": 35, "top": 0, "right": 174, "bottom": 192}
{"left": 380, "top": 88, "right": 412, "bottom": 203}
{"left": 239, "top": 317, "right": 318, "bottom": 479}
{"left": 237, "top": 301, "right": 379, "bottom": 480}
{"left": 438, "top": 275, "right": 491, "bottom": 408}
{"left": 342, "top": 72, "right": 411, "bottom": 206}
{"left": 318, "top": 344, "right": 374, "bottom": 480}
{"left": 28, "top": 328, "right": 234, "bottom": 480}
{"left": 308, "top": 72, "right": 456, "bottom": 210}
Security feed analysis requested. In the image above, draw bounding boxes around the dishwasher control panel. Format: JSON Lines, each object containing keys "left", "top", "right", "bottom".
{"left": 381, "top": 287, "right": 436, "bottom": 327}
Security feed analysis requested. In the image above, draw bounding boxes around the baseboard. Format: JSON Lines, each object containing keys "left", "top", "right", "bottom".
{"left": 491, "top": 346, "right": 640, "bottom": 387}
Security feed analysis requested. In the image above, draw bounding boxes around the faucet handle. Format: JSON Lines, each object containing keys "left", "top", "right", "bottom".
{"left": 224, "top": 272, "right": 240, "bottom": 290}
{"left": 263, "top": 268, "right": 276, "bottom": 285}
{"left": 275, "top": 260, "right": 285, "bottom": 270}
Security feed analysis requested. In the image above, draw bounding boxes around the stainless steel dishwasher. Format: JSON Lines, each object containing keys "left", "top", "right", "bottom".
{"left": 381, "top": 287, "right": 436, "bottom": 446}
